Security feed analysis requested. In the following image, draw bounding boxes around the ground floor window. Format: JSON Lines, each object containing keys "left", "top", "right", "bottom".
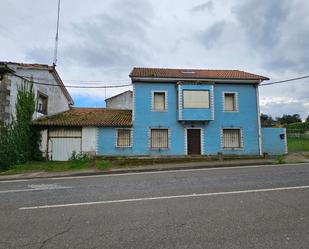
{"left": 150, "top": 129, "right": 169, "bottom": 149}
{"left": 116, "top": 129, "right": 132, "bottom": 147}
{"left": 222, "top": 128, "right": 241, "bottom": 148}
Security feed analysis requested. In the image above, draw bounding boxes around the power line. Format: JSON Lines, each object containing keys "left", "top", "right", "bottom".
{"left": 261, "top": 75, "right": 309, "bottom": 86}
{"left": 20, "top": 75, "right": 130, "bottom": 84}
{"left": 12, "top": 72, "right": 309, "bottom": 89}
{"left": 12, "top": 73, "right": 132, "bottom": 89}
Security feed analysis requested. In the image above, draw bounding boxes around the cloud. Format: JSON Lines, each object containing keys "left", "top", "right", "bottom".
{"left": 1, "top": 0, "right": 308, "bottom": 119}
{"left": 260, "top": 100, "right": 309, "bottom": 120}
{"left": 233, "top": 0, "right": 291, "bottom": 51}
{"left": 25, "top": 47, "right": 53, "bottom": 65}
{"left": 198, "top": 21, "right": 226, "bottom": 49}
{"left": 232, "top": 0, "right": 309, "bottom": 73}
{"left": 191, "top": 1, "right": 213, "bottom": 12}
{"left": 61, "top": 0, "right": 153, "bottom": 72}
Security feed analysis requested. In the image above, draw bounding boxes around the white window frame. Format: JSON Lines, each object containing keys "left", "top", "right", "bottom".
{"left": 149, "top": 128, "right": 170, "bottom": 150}
{"left": 223, "top": 92, "right": 238, "bottom": 112}
{"left": 183, "top": 90, "right": 210, "bottom": 109}
{"left": 152, "top": 91, "right": 168, "bottom": 112}
{"left": 221, "top": 128, "right": 243, "bottom": 150}
{"left": 115, "top": 128, "right": 132, "bottom": 148}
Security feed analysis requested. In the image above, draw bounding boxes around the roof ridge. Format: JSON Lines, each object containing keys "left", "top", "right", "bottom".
{"left": 132, "top": 67, "right": 244, "bottom": 71}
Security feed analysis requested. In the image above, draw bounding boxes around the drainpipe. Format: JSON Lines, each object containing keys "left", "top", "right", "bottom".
{"left": 256, "top": 81, "right": 263, "bottom": 156}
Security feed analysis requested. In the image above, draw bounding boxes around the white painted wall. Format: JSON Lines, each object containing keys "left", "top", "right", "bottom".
{"left": 40, "top": 129, "right": 48, "bottom": 157}
{"left": 82, "top": 127, "right": 98, "bottom": 155}
{"left": 106, "top": 91, "right": 133, "bottom": 109}
{"left": 7, "top": 65, "right": 70, "bottom": 123}
{"left": 41, "top": 127, "right": 97, "bottom": 161}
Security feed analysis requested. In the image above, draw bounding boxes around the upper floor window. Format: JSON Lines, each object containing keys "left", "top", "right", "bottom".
{"left": 37, "top": 92, "right": 48, "bottom": 114}
{"left": 224, "top": 93, "right": 237, "bottom": 112}
{"left": 153, "top": 92, "right": 166, "bottom": 111}
{"left": 116, "top": 129, "right": 132, "bottom": 147}
{"left": 222, "top": 128, "right": 242, "bottom": 149}
{"left": 183, "top": 90, "right": 209, "bottom": 108}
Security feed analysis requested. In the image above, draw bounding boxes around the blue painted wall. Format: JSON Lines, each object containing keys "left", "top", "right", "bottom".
{"left": 262, "top": 128, "right": 287, "bottom": 155}
{"left": 178, "top": 84, "right": 214, "bottom": 121}
{"left": 97, "top": 82, "right": 261, "bottom": 156}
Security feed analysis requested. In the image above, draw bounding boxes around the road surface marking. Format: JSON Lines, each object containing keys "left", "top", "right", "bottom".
{"left": 1, "top": 163, "right": 307, "bottom": 183}
{"left": 19, "top": 185, "right": 309, "bottom": 210}
{"left": 0, "top": 184, "right": 71, "bottom": 194}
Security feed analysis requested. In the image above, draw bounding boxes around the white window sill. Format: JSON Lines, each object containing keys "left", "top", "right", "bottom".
{"left": 222, "top": 147, "right": 243, "bottom": 150}
{"left": 149, "top": 148, "right": 170, "bottom": 150}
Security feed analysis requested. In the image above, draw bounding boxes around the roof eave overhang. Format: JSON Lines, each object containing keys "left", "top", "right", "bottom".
{"left": 130, "top": 77, "right": 268, "bottom": 84}
{"left": 49, "top": 68, "right": 74, "bottom": 105}
{"left": 32, "top": 123, "right": 133, "bottom": 128}
{"left": 0, "top": 65, "right": 15, "bottom": 75}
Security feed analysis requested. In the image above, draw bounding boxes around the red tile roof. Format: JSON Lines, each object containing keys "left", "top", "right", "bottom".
{"left": 130, "top": 67, "right": 269, "bottom": 81}
{"left": 33, "top": 108, "right": 132, "bottom": 127}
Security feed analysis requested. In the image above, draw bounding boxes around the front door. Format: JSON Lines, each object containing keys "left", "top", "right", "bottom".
{"left": 187, "top": 129, "right": 201, "bottom": 155}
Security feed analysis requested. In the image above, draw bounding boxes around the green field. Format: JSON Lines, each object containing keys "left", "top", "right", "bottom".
{"left": 287, "top": 137, "right": 309, "bottom": 152}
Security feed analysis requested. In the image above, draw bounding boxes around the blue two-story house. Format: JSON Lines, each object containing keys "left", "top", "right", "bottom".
{"left": 34, "top": 67, "right": 287, "bottom": 160}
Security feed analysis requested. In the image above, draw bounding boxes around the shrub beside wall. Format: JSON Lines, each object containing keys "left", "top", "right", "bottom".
{"left": 0, "top": 82, "right": 42, "bottom": 169}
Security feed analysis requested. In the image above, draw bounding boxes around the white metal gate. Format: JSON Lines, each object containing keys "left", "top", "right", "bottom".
{"left": 48, "top": 128, "right": 82, "bottom": 161}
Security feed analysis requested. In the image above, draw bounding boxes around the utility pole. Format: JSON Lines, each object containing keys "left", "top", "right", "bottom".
{"left": 53, "top": 0, "right": 61, "bottom": 67}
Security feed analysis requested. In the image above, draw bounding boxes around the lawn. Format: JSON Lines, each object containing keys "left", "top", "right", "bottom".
{"left": 287, "top": 137, "right": 309, "bottom": 152}
{"left": 0, "top": 159, "right": 112, "bottom": 175}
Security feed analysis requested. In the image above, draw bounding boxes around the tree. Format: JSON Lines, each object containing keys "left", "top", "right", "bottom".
{"left": 306, "top": 115, "right": 309, "bottom": 122}
{"left": 276, "top": 114, "right": 302, "bottom": 125}
{"left": 260, "top": 113, "right": 276, "bottom": 127}
{"left": 13, "top": 82, "right": 36, "bottom": 162}
{"left": 0, "top": 81, "right": 42, "bottom": 169}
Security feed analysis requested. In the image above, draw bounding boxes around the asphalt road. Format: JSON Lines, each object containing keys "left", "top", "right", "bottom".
{"left": 1, "top": 163, "right": 309, "bottom": 249}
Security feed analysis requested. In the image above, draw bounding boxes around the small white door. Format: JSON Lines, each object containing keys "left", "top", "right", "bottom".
{"left": 49, "top": 137, "right": 81, "bottom": 161}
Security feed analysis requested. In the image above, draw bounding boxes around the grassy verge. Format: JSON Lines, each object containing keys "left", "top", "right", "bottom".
{"left": 0, "top": 155, "right": 266, "bottom": 176}
{"left": 287, "top": 137, "right": 309, "bottom": 152}
{"left": 0, "top": 160, "right": 92, "bottom": 175}
{"left": 0, "top": 159, "right": 114, "bottom": 175}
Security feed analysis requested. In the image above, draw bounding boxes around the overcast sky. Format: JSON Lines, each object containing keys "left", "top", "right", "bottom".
{"left": 1, "top": 0, "right": 308, "bottom": 119}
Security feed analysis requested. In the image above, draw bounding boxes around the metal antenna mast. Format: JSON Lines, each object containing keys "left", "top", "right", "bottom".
{"left": 53, "top": 0, "right": 61, "bottom": 67}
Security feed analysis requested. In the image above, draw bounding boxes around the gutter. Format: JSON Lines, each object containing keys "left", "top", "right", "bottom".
{"left": 131, "top": 77, "right": 263, "bottom": 84}
{"left": 256, "top": 81, "right": 263, "bottom": 156}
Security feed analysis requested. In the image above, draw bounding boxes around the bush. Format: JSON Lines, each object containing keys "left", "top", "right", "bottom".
{"left": 276, "top": 155, "right": 286, "bottom": 164}
{"left": 69, "top": 151, "right": 90, "bottom": 162}
{"left": 285, "top": 122, "right": 309, "bottom": 130}
{"left": 0, "top": 81, "right": 42, "bottom": 169}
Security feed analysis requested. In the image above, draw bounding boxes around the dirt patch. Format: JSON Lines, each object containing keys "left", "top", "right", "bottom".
{"left": 284, "top": 152, "right": 309, "bottom": 163}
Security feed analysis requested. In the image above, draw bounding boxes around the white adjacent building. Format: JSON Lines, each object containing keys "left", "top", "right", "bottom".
{"left": 0, "top": 62, "right": 73, "bottom": 123}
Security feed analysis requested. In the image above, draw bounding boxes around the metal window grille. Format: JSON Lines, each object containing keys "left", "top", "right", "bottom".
{"left": 224, "top": 93, "right": 236, "bottom": 111}
{"left": 151, "top": 129, "right": 168, "bottom": 148}
{"left": 183, "top": 90, "right": 209, "bottom": 108}
{"left": 117, "top": 129, "right": 131, "bottom": 147}
{"left": 223, "top": 129, "right": 241, "bottom": 148}
{"left": 153, "top": 92, "right": 165, "bottom": 111}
